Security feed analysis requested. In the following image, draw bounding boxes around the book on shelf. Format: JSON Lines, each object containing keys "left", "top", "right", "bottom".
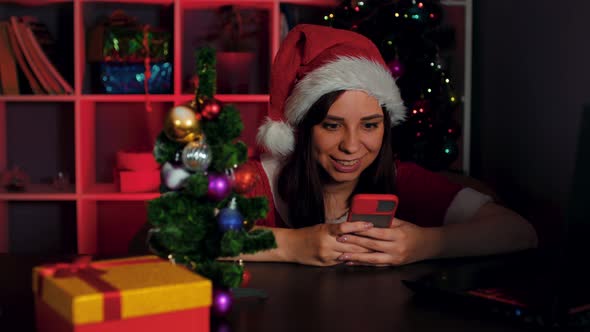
{"left": 2, "top": 21, "right": 42, "bottom": 94}
{"left": 0, "top": 22, "right": 20, "bottom": 95}
{"left": 0, "top": 16, "right": 73, "bottom": 95}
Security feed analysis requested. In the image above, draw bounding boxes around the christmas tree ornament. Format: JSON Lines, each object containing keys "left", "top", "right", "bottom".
{"left": 218, "top": 197, "right": 244, "bottom": 232}
{"left": 162, "top": 162, "right": 191, "bottom": 190}
{"left": 241, "top": 269, "right": 251, "bottom": 287}
{"left": 199, "top": 98, "right": 222, "bottom": 120}
{"left": 163, "top": 105, "right": 201, "bottom": 143}
{"left": 182, "top": 138, "right": 212, "bottom": 172}
{"left": 212, "top": 288, "right": 233, "bottom": 316}
{"left": 207, "top": 173, "right": 232, "bottom": 201}
{"left": 242, "top": 219, "right": 254, "bottom": 232}
{"left": 232, "top": 163, "right": 258, "bottom": 194}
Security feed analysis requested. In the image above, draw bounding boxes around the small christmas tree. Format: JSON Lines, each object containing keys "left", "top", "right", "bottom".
{"left": 146, "top": 47, "right": 276, "bottom": 290}
{"left": 324, "top": 0, "right": 462, "bottom": 171}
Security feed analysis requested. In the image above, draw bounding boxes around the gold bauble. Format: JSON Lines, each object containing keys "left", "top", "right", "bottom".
{"left": 163, "top": 105, "right": 201, "bottom": 143}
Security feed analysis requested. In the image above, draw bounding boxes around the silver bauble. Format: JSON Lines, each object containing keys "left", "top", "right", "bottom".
{"left": 181, "top": 140, "right": 212, "bottom": 172}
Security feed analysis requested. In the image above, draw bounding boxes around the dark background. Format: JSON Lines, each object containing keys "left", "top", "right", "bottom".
{"left": 472, "top": 0, "right": 590, "bottom": 243}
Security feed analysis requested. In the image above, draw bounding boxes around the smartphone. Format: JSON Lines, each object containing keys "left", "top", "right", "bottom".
{"left": 347, "top": 194, "right": 399, "bottom": 228}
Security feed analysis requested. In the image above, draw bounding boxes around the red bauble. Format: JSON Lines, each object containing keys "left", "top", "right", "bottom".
{"left": 200, "top": 98, "right": 222, "bottom": 120}
{"left": 233, "top": 164, "right": 258, "bottom": 194}
{"left": 241, "top": 269, "right": 251, "bottom": 288}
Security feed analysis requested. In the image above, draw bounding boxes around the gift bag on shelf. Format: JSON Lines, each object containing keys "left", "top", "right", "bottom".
{"left": 87, "top": 10, "right": 172, "bottom": 94}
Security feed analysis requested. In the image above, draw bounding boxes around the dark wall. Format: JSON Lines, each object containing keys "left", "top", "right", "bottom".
{"left": 472, "top": 0, "right": 590, "bottom": 240}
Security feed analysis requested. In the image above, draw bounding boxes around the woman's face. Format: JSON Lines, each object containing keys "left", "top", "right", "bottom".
{"left": 312, "top": 90, "right": 385, "bottom": 184}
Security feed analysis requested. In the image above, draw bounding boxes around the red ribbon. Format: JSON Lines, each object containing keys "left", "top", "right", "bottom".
{"left": 36, "top": 256, "right": 162, "bottom": 322}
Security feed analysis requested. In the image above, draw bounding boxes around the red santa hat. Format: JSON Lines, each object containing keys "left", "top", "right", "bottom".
{"left": 257, "top": 24, "right": 406, "bottom": 157}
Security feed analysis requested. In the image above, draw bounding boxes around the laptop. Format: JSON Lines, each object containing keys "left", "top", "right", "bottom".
{"left": 402, "top": 104, "right": 590, "bottom": 329}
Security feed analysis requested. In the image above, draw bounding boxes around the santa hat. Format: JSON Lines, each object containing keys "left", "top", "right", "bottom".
{"left": 257, "top": 24, "right": 406, "bottom": 157}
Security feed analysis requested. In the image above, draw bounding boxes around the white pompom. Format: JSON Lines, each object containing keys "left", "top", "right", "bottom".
{"left": 256, "top": 118, "right": 295, "bottom": 157}
{"left": 162, "top": 162, "right": 190, "bottom": 190}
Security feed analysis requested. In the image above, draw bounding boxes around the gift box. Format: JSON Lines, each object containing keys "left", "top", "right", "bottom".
{"left": 116, "top": 151, "right": 159, "bottom": 172}
{"left": 114, "top": 151, "right": 161, "bottom": 193}
{"left": 115, "top": 170, "right": 161, "bottom": 193}
{"left": 33, "top": 255, "right": 212, "bottom": 332}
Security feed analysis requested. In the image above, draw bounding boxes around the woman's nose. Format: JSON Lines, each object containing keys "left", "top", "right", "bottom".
{"left": 339, "top": 129, "right": 361, "bottom": 154}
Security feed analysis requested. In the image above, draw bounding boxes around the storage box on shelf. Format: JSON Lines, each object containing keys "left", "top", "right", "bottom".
{"left": 0, "top": 0, "right": 341, "bottom": 254}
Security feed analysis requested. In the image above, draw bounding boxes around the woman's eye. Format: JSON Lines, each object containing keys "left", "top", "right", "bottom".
{"left": 363, "top": 122, "right": 380, "bottom": 129}
{"left": 322, "top": 122, "right": 340, "bottom": 130}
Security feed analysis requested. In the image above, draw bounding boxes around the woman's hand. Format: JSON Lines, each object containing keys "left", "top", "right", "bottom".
{"left": 286, "top": 221, "right": 375, "bottom": 266}
{"left": 335, "top": 218, "right": 441, "bottom": 266}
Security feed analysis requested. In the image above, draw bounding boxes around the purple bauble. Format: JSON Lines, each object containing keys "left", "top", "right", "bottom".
{"left": 212, "top": 288, "right": 233, "bottom": 316}
{"left": 207, "top": 173, "right": 231, "bottom": 201}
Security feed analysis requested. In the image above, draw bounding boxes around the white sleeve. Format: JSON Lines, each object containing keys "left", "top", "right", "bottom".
{"left": 443, "top": 188, "right": 493, "bottom": 225}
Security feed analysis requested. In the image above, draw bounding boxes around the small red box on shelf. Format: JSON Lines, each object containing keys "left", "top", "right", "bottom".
{"left": 116, "top": 151, "right": 159, "bottom": 172}
{"left": 115, "top": 151, "right": 160, "bottom": 193}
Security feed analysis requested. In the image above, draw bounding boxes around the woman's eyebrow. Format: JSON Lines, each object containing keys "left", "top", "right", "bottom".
{"left": 325, "top": 114, "right": 384, "bottom": 121}
{"left": 361, "top": 114, "right": 384, "bottom": 121}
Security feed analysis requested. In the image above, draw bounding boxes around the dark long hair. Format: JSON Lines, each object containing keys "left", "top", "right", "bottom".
{"left": 277, "top": 90, "right": 397, "bottom": 228}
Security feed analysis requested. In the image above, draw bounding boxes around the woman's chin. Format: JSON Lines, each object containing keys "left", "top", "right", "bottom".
{"left": 327, "top": 170, "right": 362, "bottom": 184}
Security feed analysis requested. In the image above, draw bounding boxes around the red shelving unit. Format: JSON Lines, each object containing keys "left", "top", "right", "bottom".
{"left": 0, "top": 0, "right": 338, "bottom": 254}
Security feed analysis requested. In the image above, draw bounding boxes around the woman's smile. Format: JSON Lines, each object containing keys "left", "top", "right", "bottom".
{"left": 330, "top": 157, "right": 362, "bottom": 173}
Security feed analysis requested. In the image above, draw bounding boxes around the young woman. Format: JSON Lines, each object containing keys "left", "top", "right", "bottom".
{"left": 236, "top": 24, "right": 538, "bottom": 266}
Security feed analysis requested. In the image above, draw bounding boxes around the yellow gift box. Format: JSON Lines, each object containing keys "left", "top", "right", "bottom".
{"left": 33, "top": 255, "right": 212, "bottom": 332}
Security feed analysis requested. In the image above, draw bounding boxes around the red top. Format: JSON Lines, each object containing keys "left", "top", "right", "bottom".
{"left": 245, "top": 157, "right": 462, "bottom": 228}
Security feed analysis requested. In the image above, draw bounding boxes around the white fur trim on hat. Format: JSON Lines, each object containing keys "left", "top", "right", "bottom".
{"left": 286, "top": 56, "right": 406, "bottom": 126}
{"left": 256, "top": 118, "right": 295, "bottom": 157}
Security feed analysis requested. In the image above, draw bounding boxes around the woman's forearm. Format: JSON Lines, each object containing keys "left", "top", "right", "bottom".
{"left": 430, "top": 202, "right": 538, "bottom": 259}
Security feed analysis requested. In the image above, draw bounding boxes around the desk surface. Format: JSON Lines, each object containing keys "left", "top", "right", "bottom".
{"left": 0, "top": 253, "right": 536, "bottom": 332}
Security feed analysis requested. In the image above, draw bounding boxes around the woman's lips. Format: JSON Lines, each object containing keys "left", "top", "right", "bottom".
{"left": 330, "top": 157, "right": 362, "bottom": 173}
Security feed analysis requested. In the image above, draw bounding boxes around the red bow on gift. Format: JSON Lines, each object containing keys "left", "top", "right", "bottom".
{"left": 36, "top": 255, "right": 122, "bottom": 321}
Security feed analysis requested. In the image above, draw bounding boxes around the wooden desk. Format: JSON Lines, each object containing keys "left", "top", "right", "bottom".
{"left": 0, "top": 253, "right": 534, "bottom": 332}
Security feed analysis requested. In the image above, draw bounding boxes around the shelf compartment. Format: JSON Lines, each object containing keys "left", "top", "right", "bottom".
{"left": 78, "top": 101, "right": 168, "bottom": 193}
{"left": 0, "top": 1, "right": 75, "bottom": 95}
{"left": 95, "top": 200, "right": 150, "bottom": 255}
{"left": 3, "top": 102, "right": 76, "bottom": 191}
{"left": 81, "top": 2, "right": 174, "bottom": 94}
{"left": 6, "top": 200, "right": 77, "bottom": 253}
{"left": 181, "top": 4, "right": 271, "bottom": 95}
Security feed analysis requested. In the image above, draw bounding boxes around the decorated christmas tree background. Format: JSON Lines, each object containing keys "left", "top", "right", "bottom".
{"left": 146, "top": 47, "right": 276, "bottom": 310}
{"left": 324, "top": 0, "right": 462, "bottom": 171}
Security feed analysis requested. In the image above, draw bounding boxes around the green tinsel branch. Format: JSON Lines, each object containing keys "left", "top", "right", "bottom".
{"left": 219, "top": 229, "right": 277, "bottom": 257}
{"left": 209, "top": 141, "right": 248, "bottom": 172}
{"left": 195, "top": 261, "right": 244, "bottom": 289}
{"left": 195, "top": 47, "right": 216, "bottom": 98}
{"left": 202, "top": 104, "right": 243, "bottom": 145}
{"left": 153, "top": 132, "right": 184, "bottom": 164}
{"left": 236, "top": 196, "right": 270, "bottom": 222}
